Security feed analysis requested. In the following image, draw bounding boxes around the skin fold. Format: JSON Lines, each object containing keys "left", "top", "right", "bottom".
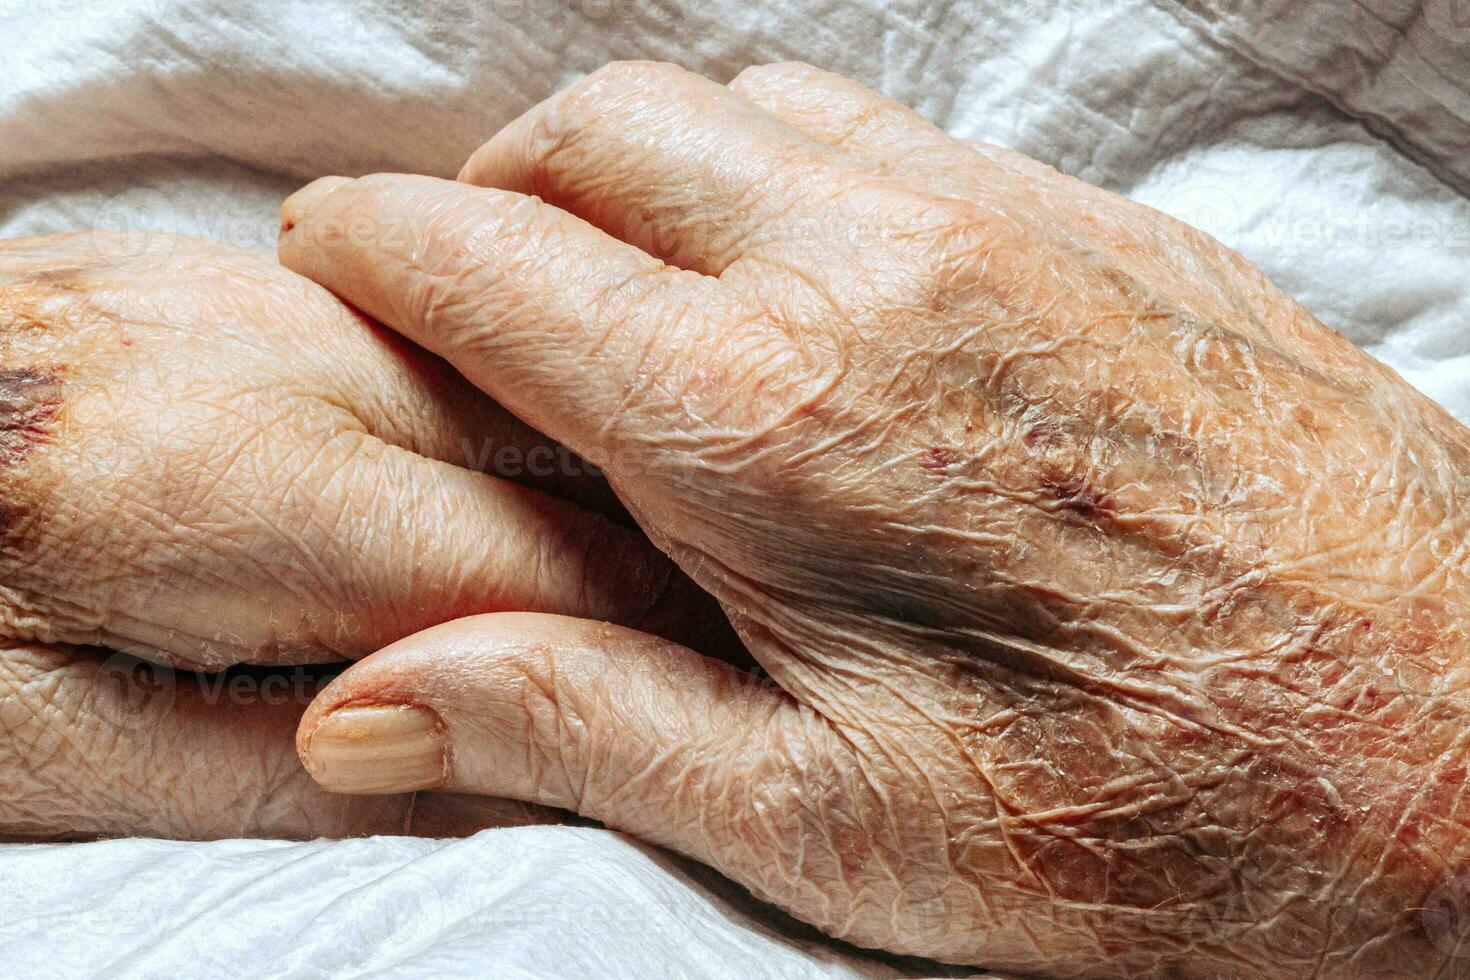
{"left": 279, "top": 63, "right": 1470, "bottom": 976}
{"left": 0, "top": 233, "right": 731, "bottom": 838}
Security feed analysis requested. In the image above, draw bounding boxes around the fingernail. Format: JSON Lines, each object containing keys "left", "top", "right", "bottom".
{"left": 302, "top": 703, "right": 447, "bottom": 794}
{"left": 279, "top": 175, "right": 353, "bottom": 234}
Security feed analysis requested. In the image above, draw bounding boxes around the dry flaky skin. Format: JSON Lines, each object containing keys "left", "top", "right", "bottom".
{"left": 0, "top": 233, "right": 733, "bottom": 839}
{"left": 280, "top": 63, "right": 1470, "bottom": 976}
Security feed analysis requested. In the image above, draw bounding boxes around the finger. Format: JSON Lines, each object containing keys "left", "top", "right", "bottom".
{"left": 75, "top": 426, "right": 734, "bottom": 668}
{"left": 7, "top": 228, "right": 737, "bottom": 669}
{"left": 0, "top": 231, "right": 609, "bottom": 512}
{"left": 728, "top": 62, "right": 1149, "bottom": 242}
{"left": 457, "top": 60, "right": 871, "bottom": 276}
{"left": 728, "top": 63, "right": 1313, "bottom": 355}
{"left": 0, "top": 641, "right": 557, "bottom": 840}
{"left": 297, "top": 613, "right": 862, "bottom": 935}
{"left": 355, "top": 336, "right": 627, "bottom": 519}
{"left": 278, "top": 173, "right": 791, "bottom": 478}
{"left": 272, "top": 274, "right": 623, "bottom": 516}
{"left": 728, "top": 62, "right": 1039, "bottom": 190}
{"left": 320, "top": 441, "right": 742, "bottom": 664}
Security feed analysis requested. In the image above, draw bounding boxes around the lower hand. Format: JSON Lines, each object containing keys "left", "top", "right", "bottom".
{"left": 0, "top": 233, "right": 725, "bottom": 839}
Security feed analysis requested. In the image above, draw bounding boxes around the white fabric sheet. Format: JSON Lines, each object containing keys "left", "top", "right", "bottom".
{"left": 2, "top": 0, "right": 1468, "bottom": 976}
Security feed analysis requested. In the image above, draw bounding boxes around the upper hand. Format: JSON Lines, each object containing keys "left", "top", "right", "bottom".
{"left": 280, "top": 62, "right": 1470, "bottom": 975}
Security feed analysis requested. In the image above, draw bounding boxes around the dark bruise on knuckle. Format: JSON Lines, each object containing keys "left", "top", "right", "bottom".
{"left": 0, "top": 367, "right": 64, "bottom": 466}
{"left": 0, "top": 367, "right": 65, "bottom": 539}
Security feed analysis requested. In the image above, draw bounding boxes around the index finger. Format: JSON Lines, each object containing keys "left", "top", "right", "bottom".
{"left": 278, "top": 173, "right": 727, "bottom": 474}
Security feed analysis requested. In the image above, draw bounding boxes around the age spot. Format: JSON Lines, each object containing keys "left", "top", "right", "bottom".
{"left": 0, "top": 367, "right": 64, "bottom": 468}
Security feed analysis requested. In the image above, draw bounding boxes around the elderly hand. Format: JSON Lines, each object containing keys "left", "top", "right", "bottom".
{"left": 280, "top": 63, "right": 1470, "bottom": 975}
{"left": 0, "top": 232, "right": 724, "bottom": 839}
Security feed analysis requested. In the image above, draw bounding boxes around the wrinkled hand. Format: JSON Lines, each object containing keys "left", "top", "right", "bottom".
{"left": 281, "top": 63, "right": 1470, "bottom": 975}
{"left": 0, "top": 233, "right": 723, "bottom": 838}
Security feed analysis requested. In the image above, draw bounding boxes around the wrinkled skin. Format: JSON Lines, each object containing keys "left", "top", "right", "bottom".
{"left": 0, "top": 233, "right": 726, "bottom": 838}
{"left": 281, "top": 63, "right": 1470, "bottom": 977}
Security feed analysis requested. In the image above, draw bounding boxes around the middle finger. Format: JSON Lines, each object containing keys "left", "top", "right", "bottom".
{"left": 457, "top": 61, "right": 874, "bottom": 278}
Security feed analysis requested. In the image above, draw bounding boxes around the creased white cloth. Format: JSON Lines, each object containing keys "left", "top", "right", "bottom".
{"left": 1, "top": 829, "right": 974, "bottom": 979}
{"left": 1, "top": 1, "right": 1467, "bottom": 977}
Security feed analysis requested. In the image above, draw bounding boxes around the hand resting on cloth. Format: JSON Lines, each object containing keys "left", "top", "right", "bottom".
{"left": 281, "top": 62, "right": 1470, "bottom": 975}
{"left": 0, "top": 232, "right": 728, "bottom": 839}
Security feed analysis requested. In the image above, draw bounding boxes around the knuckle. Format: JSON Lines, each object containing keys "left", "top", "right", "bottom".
{"left": 348, "top": 172, "right": 408, "bottom": 206}
{"left": 543, "top": 60, "right": 686, "bottom": 141}
{"left": 0, "top": 366, "right": 65, "bottom": 473}
{"left": 911, "top": 193, "right": 998, "bottom": 247}
{"left": 578, "top": 59, "right": 683, "bottom": 100}
{"left": 730, "top": 60, "right": 821, "bottom": 94}
{"left": 0, "top": 367, "right": 67, "bottom": 572}
{"left": 902, "top": 193, "right": 1025, "bottom": 283}
{"left": 525, "top": 61, "right": 695, "bottom": 201}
